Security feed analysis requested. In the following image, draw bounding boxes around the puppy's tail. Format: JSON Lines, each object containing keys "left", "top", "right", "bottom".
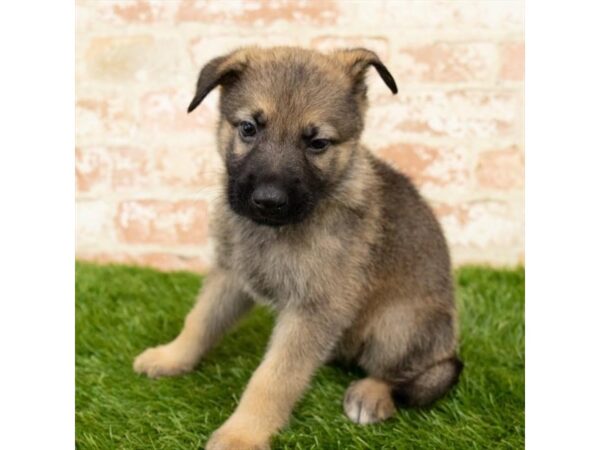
{"left": 392, "top": 356, "right": 463, "bottom": 407}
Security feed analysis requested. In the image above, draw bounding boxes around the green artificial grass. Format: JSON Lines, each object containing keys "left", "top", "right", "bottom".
{"left": 76, "top": 262, "right": 524, "bottom": 450}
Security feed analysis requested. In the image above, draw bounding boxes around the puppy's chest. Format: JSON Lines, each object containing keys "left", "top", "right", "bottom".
{"left": 234, "top": 240, "right": 309, "bottom": 307}
{"left": 228, "top": 231, "right": 340, "bottom": 307}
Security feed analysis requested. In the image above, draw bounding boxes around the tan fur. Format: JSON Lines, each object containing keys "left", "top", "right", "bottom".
{"left": 344, "top": 377, "right": 397, "bottom": 425}
{"left": 134, "top": 271, "right": 253, "bottom": 378}
{"left": 134, "top": 47, "right": 461, "bottom": 450}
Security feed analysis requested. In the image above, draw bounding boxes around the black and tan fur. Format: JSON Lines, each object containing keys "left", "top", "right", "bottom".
{"left": 134, "top": 47, "right": 462, "bottom": 450}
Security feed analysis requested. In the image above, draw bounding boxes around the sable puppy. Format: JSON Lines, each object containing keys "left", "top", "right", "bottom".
{"left": 134, "top": 46, "right": 462, "bottom": 450}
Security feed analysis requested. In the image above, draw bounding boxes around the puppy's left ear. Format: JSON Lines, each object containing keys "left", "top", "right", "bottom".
{"left": 333, "top": 48, "right": 397, "bottom": 95}
{"left": 187, "top": 49, "right": 248, "bottom": 113}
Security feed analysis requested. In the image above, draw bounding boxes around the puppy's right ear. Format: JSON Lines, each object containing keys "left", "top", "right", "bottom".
{"left": 187, "top": 50, "right": 248, "bottom": 113}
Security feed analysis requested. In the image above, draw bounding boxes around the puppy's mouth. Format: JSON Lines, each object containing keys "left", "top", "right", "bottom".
{"left": 228, "top": 194, "right": 312, "bottom": 227}
{"left": 243, "top": 202, "right": 310, "bottom": 227}
{"left": 249, "top": 214, "right": 292, "bottom": 227}
{"left": 227, "top": 178, "right": 317, "bottom": 227}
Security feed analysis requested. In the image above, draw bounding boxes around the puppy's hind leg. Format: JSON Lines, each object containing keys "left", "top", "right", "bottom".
{"left": 393, "top": 356, "right": 463, "bottom": 407}
{"left": 134, "top": 269, "right": 253, "bottom": 378}
{"left": 343, "top": 293, "right": 462, "bottom": 422}
{"left": 343, "top": 358, "right": 462, "bottom": 424}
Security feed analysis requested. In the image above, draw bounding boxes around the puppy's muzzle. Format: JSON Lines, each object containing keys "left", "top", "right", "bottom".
{"left": 251, "top": 183, "right": 289, "bottom": 216}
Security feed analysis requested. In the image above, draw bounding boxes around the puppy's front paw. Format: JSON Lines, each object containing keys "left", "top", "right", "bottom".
{"left": 205, "top": 418, "right": 270, "bottom": 450}
{"left": 133, "top": 344, "right": 196, "bottom": 379}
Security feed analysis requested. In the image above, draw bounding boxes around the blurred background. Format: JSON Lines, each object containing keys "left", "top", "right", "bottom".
{"left": 75, "top": 0, "right": 524, "bottom": 272}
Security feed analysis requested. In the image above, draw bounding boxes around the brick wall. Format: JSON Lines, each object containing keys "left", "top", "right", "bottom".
{"left": 75, "top": 0, "right": 524, "bottom": 272}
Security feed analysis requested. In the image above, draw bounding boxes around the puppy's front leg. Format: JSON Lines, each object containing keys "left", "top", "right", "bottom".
{"left": 134, "top": 269, "right": 252, "bottom": 378}
{"left": 206, "top": 306, "right": 346, "bottom": 450}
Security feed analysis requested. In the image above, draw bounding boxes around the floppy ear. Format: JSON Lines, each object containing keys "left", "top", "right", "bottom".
{"left": 333, "top": 48, "right": 397, "bottom": 95}
{"left": 187, "top": 50, "right": 248, "bottom": 113}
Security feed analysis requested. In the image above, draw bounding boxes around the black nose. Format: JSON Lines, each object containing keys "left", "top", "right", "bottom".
{"left": 251, "top": 184, "right": 288, "bottom": 213}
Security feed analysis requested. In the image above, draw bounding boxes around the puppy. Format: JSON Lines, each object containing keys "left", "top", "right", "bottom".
{"left": 134, "top": 46, "right": 462, "bottom": 450}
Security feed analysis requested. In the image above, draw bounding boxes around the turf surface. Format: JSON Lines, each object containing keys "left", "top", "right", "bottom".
{"left": 76, "top": 262, "right": 524, "bottom": 449}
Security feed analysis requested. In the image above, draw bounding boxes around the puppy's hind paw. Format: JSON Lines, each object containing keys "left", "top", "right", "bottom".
{"left": 344, "top": 378, "right": 397, "bottom": 425}
{"left": 133, "top": 344, "right": 196, "bottom": 379}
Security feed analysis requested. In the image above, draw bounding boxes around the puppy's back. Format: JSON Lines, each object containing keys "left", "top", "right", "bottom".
{"left": 367, "top": 153, "right": 453, "bottom": 302}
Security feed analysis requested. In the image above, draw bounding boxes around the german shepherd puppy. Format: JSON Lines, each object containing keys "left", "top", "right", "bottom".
{"left": 134, "top": 47, "right": 462, "bottom": 450}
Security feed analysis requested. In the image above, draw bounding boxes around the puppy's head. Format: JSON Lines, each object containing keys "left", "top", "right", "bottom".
{"left": 188, "top": 47, "right": 397, "bottom": 227}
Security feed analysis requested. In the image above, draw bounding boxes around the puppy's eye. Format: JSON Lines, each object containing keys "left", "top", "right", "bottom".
{"left": 239, "top": 121, "right": 257, "bottom": 139}
{"left": 308, "top": 139, "right": 331, "bottom": 153}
